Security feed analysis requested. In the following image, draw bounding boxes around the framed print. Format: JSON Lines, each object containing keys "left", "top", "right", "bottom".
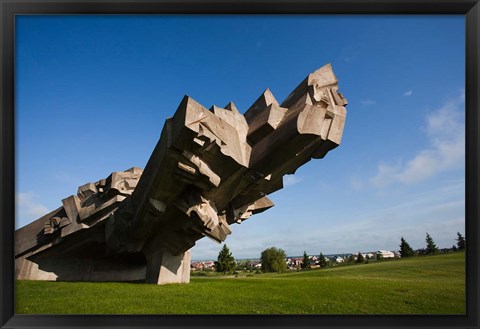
{"left": 1, "top": 1, "right": 479, "bottom": 329}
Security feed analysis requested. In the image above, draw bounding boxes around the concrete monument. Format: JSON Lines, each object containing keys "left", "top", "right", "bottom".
{"left": 15, "top": 64, "right": 348, "bottom": 284}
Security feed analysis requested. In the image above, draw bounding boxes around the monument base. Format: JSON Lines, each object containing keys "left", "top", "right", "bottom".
{"left": 15, "top": 248, "right": 191, "bottom": 285}
{"left": 145, "top": 249, "right": 191, "bottom": 284}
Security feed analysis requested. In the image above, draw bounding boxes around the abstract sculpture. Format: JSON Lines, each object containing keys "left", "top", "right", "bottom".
{"left": 15, "top": 64, "right": 348, "bottom": 284}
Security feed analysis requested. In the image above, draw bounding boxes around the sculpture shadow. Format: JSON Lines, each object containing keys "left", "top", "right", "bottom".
{"left": 29, "top": 242, "right": 147, "bottom": 283}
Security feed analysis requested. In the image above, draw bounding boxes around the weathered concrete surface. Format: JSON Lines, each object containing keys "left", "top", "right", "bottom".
{"left": 145, "top": 249, "right": 191, "bottom": 284}
{"left": 15, "top": 64, "right": 348, "bottom": 284}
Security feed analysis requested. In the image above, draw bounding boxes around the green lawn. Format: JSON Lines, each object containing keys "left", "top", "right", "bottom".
{"left": 16, "top": 252, "right": 465, "bottom": 314}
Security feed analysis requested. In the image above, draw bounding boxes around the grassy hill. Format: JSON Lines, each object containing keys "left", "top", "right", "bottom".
{"left": 16, "top": 252, "right": 465, "bottom": 314}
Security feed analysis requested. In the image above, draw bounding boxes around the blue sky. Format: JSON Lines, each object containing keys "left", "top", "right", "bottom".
{"left": 15, "top": 15, "right": 465, "bottom": 260}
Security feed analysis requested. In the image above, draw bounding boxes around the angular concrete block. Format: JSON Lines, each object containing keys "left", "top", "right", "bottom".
{"left": 145, "top": 249, "right": 191, "bottom": 284}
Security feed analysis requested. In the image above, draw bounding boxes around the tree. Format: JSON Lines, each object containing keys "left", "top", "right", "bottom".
{"left": 399, "top": 237, "right": 415, "bottom": 257}
{"left": 456, "top": 232, "right": 466, "bottom": 251}
{"left": 260, "top": 247, "right": 287, "bottom": 273}
{"left": 215, "top": 244, "right": 235, "bottom": 274}
{"left": 301, "top": 251, "right": 310, "bottom": 269}
{"left": 318, "top": 252, "right": 327, "bottom": 268}
{"left": 425, "top": 233, "right": 439, "bottom": 255}
{"left": 347, "top": 254, "right": 355, "bottom": 263}
{"left": 355, "top": 252, "right": 364, "bottom": 263}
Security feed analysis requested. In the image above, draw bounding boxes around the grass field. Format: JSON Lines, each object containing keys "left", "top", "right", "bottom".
{"left": 16, "top": 252, "right": 465, "bottom": 314}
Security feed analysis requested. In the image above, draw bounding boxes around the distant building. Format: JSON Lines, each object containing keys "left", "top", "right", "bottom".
{"left": 190, "top": 260, "right": 216, "bottom": 271}
{"left": 377, "top": 250, "right": 395, "bottom": 259}
{"left": 290, "top": 257, "right": 304, "bottom": 268}
{"left": 330, "top": 256, "right": 344, "bottom": 263}
{"left": 353, "top": 253, "right": 368, "bottom": 260}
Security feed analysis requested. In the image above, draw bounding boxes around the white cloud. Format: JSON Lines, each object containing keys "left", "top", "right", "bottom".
{"left": 283, "top": 174, "right": 303, "bottom": 187}
{"left": 288, "top": 180, "right": 463, "bottom": 253}
{"left": 190, "top": 178, "right": 465, "bottom": 259}
{"left": 16, "top": 192, "right": 50, "bottom": 228}
{"left": 404, "top": 90, "right": 413, "bottom": 96}
{"left": 372, "top": 92, "right": 464, "bottom": 188}
{"left": 350, "top": 175, "right": 364, "bottom": 190}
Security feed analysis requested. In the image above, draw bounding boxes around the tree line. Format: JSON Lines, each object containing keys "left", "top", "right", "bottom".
{"left": 400, "top": 232, "right": 465, "bottom": 257}
{"left": 214, "top": 232, "right": 466, "bottom": 274}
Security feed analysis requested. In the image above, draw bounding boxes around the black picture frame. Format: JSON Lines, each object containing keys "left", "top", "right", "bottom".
{"left": 1, "top": 1, "right": 479, "bottom": 328}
